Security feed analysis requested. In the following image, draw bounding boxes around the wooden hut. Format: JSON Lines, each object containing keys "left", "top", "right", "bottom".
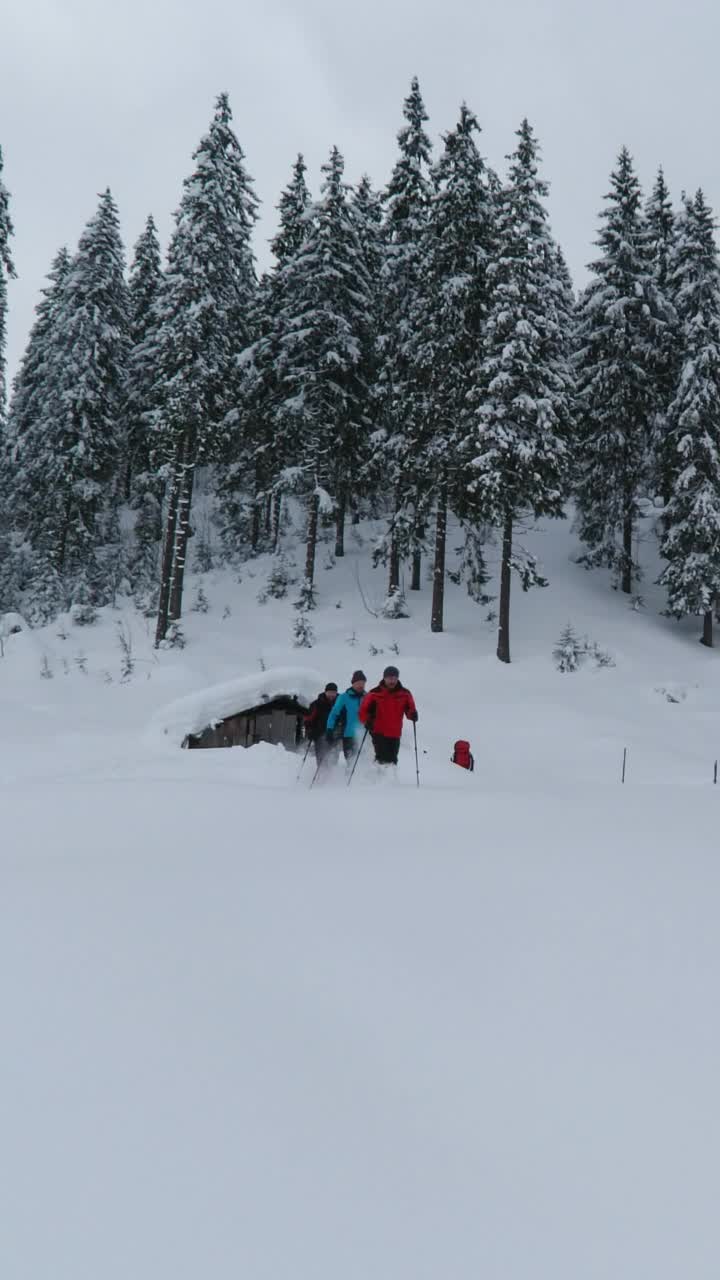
{"left": 184, "top": 695, "right": 306, "bottom": 751}
{"left": 156, "top": 667, "right": 323, "bottom": 754}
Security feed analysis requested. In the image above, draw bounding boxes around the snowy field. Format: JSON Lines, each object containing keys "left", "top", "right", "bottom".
{"left": 3, "top": 513, "right": 720, "bottom": 1278}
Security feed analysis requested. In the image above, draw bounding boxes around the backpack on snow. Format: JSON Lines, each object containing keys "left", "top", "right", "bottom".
{"left": 451, "top": 739, "right": 474, "bottom": 771}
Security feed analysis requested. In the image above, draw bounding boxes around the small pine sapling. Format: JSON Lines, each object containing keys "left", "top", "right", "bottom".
{"left": 116, "top": 621, "right": 135, "bottom": 682}
{"left": 293, "top": 578, "right": 317, "bottom": 612}
{"left": 70, "top": 575, "right": 97, "bottom": 627}
{"left": 381, "top": 586, "right": 410, "bottom": 619}
{"left": 553, "top": 623, "right": 584, "bottom": 673}
{"left": 191, "top": 584, "right": 210, "bottom": 613}
{"left": 264, "top": 553, "right": 296, "bottom": 600}
{"left": 292, "top": 612, "right": 315, "bottom": 648}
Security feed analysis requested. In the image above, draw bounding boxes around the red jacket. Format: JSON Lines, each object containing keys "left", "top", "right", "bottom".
{"left": 359, "top": 681, "right": 417, "bottom": 740}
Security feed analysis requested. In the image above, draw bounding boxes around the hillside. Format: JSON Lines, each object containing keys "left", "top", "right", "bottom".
{"left": 3, "top": 512, "right": 720, "bottom": 1279}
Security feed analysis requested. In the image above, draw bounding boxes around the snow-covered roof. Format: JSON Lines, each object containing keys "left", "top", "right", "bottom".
{"left": 0, "top": 611, "right": 27, "bottom": 638}
{"left": 151, "top": 666, "right": 324, "bottom": 745}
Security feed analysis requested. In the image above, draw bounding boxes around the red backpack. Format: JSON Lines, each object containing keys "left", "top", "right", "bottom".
{"left": 452, "top": 740, "right": 474, "bottom": 771}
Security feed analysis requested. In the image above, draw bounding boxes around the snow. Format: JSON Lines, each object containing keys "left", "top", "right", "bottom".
{"left": 150, "top": 664, "right": 323, "bottom": 746}
{"left": 4, "top": 511, "right": 720, "bottom": 1278}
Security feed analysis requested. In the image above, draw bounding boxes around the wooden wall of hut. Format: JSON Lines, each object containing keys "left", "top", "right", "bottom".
{"left": 184, "top": 697, "right": 306, "bottom": 751}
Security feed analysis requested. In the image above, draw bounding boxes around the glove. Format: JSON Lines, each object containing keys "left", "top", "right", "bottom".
{"left": 408, "top": 710, "right": 418, "bottom": 723}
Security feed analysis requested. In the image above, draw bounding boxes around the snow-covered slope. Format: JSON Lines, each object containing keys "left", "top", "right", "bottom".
{"left": 3, "top": 513, "right": 720, "bottom": 1279}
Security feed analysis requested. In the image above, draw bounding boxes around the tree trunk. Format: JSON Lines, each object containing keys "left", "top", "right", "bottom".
{"left": 168, "top": 433, "right": 195, "bottom": 622}
{"left": 250, "top": 498, "right": 261, "bottom": 553}
{"left": 622, "top": 510, "right": 633, "bottom": 595}
{"left": 154, "top": 445, "right": 183, "bottom": 647}
{"left": 701, "top": 609, "right": 714, "bottom": 648}
{"left": 271, "top": 492, "right": 282, "bottom": 553}
{"left": 388, "top": 531, "right": 400, "bottom": 595}
{"left": 335, "top": 490, "right": 346, "bottom": 558}
{"left": 430, "top": 490, "right": 447, "bottom": 633}
{"left": 497, "top": 509, "right": 513, "bottom": 664}
{"left": 304, "top": 490, "right": 320, "bottom": 585}
{"left": 56, "top": 496, "right": 73, "bottom": 574}
{"left": 264, "top": 492, "right": 272, "bottom": 538}
{"left": 411, "top": 523, "right": 425, "bottom": 591}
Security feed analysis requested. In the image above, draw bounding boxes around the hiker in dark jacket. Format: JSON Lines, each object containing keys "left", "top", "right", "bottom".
{"left": 304, "top": 683, "right": 339, "bottom": 763}
{"left": 326, "top": 670, "right": 367, "bottom": 761}
{"left": 359, "top": 665, "right": 417, "bottom": 766}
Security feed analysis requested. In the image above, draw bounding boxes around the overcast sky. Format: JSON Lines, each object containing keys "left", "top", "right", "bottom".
{"left": 3, "top": 0, "right": 720, "bottom": 381}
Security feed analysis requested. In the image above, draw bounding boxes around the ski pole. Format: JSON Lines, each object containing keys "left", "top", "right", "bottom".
{"left": 347, "top": 727, "right": 369, "bottom": 787}
{"left": 413, "top": 721, "right": 420, "bottom": 788}
{"left": 296, "top": 737, "right": 313, "bottom": 781}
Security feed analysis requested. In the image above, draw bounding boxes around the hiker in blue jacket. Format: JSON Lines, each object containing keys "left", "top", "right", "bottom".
{"left": 326, "top": 670, "right": 367, "bottom": 761}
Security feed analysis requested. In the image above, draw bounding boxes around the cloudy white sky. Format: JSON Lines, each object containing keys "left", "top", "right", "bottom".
{"left": 2, "top": 0, "right": 720, "bottom": 380}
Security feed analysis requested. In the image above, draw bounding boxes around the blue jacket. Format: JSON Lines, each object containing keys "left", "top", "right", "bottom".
{"left": 326, "top": 687, "right": 364, "bottom": 739}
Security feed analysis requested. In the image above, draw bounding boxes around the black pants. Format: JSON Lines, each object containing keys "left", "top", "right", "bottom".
{"left": 342, "top": 737, "right": 356, "bottom": 761}
{"left": 314, "top": 737, "right": 332, "bottom": 765}
{"left": 372, "top": 733, "right": 400, "bottom": 765}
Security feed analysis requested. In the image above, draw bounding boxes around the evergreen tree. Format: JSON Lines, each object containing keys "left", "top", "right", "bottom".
{"left": 404, "top": 103, "right": 497, "bottom": 629}
{"left": 45, "top": 190, "right": 129, "bottom": 579}
{"left": 3, "top": 247, "right": 71, "bottom": 531}
{"left": 658, "top": 191, "right": 720, "bottom": 646}
{"left": 274, "top": 146, "right": 372, "bottom": 590}
{"left": 575, "top": 148, "right": 666, "bottom": 592}
{"left": 8, "top": 193, "right": 128, "bottom": 594}
{"left": 374, "top": 77, "right": 434, "bottom": 593}
{"left": 468, "top": 120, "right": 572, "bottom": 663}
{"left": 0, "top": 144, "right": 16, "bottom": 428}
{"left": 645, "top": 168, "right": 680, "bottom": 500}
{"left": 150, "top": 92, "right": 258, "bottom": 644}
{"left": 125, "top": 214, "right": 162, "bottom": 494}
{"left": 218, "top": 153, "right": 312, "bottom": 555}
{"left": 271, "top": 153, "right": 312, "bottom": 263}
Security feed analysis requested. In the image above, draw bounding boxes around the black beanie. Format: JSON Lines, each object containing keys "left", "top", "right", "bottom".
{"left": 325, "top": 682, "right": 338, "bottom": 692}
{"left": 351, "top": 670, "right": 367, "bottom": 683}
{"left": 383, "top": 665, "right": 400, "bottom": 678}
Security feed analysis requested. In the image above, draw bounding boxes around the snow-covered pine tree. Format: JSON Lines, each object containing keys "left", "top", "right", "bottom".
{"left": 150, "top": 92, "right": 258, "bottom": 645}
{"left": 645, "top": 168, "right": 680, "bottom": 501}
{"left": 124, "top": 214, "right": 162, "bottom": 496}
{"left": 3, "top": 247, "right": 71, "bottom": 535}
{"left": 274, "top": 146, "right": 372, "bottom": 594}
{"left": 404, "top": 103, "right": 497, "bottom": 631}
{"left": 658, "top": 190, "right": 720, "bottom": 647}
{"left": 272, "top": 153, "right": 312, "bottom": 264}
{"left": 349, "top": 174, "right": 384, "bottom": 533}
{"left": 9, "top": 194, "right": 129, "bottom": 596}
{"left": 218, "top": 153, "right": 312, "bottom": 556}
{"left": 468, "top": 120, "right": 572, "bottom": 663}
{"left": 373, "top": 77, "right": 434, "bottom": 593}
{"left": 575, "top": 149, "right": 667, "bottom": 592}
{"left": 0, "top": 144, "right": 16, "bottom": 428}
{"left": 49, "top": 190, "right": 129, "bottom": 581}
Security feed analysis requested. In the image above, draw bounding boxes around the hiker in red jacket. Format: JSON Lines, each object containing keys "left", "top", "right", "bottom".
{"left": 359, "top": 665, "right": 417, "bottom": 766}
